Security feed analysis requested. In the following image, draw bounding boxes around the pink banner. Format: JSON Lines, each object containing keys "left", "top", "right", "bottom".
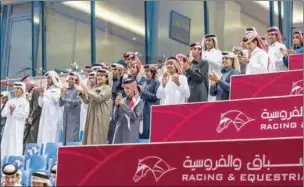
{"left": 57, "top": 138, "right": 303, "bottom": 186}
{"left": 230, "top": 70, "right": 303, "bottom": 99}
{"left": 289, "top": 54, "right": 303, "bottom": 70}
{"left": 150, "top": 96, "right": 302, "bottom": 142}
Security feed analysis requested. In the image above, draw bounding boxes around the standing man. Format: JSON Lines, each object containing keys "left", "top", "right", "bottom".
{"left": 37, "top": 70, "right": 62, "bottom": 143}
{"left": 59, "top": 72, "right": 82, "bottom": 144}
{"left": 243, "top": 32, "right": 269, "bottom": 74}
{"left": 0, "top": 91, "right": 11, "bottom": 143}
{"left": 266, "top": 26, "right": 287, "bottom": 71}
{"left": 156, "top": 57, "right": 190, "bottom": 105}
{"left": 139, "top": 65, "right": 160, "bottom": 139}
{"left": 21, "top": 75, "right": 42, "bottom": 148}
{"left": 181, "top": 42, "right": 209, "bottom": 102}
{"left": 201, "top": 34, "right": 222, "bottom": 101}
{"left": 1, "top": 82, "right": 29, "bottom": 156}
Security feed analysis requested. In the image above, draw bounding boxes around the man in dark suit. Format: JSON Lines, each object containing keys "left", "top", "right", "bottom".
{"left": 21, "top": 75, "right": 42, "bottom": 149}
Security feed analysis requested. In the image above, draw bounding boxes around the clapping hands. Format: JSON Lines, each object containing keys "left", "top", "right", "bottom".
{"left": 9, "top": 104, "right": 16, "bottom": 115}
{"left": 208, "top": 72, "right": 220, "bottom": 84}
{"left": 162, "top": 72, "right": 169, "bottom": 87}
{"left": 171, "top": 75, "right": 180, "bottom": 86}
{"left": 75, "top": 83, "right": 89, "bottom": 94}
{"left": 115, "top": 95, "right": 125, "bottom": 106}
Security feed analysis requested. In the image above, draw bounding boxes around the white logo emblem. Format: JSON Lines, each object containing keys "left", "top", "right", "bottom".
{"left": 290, "top": 80, "right": 303, "bottom": 95}
{"left": 133, "top": 156, "right": 176, "bottom": 183}
{"left": 216, "top": 110, "right": 255, "bottom": 133}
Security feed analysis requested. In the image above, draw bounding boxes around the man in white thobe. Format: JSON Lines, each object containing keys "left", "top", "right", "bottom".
{"left": 1, "top": 82, "right": 29, "bottom": 157}
{"left": 37, "top": 71, "right": 62, "bottom": 143}
{"left": 1, "top": 164, "right": 22, "bottom": 187}
{"left": 156, "top": 56, "right": 190, "bottom": 105}
{"left": 266, "top": 26, "right": 287, "bottom": 72}
{"left": 31, "top": 171, "right": 51, "bottom": 187}
{"left": 0, "top": 91, "right": 11, "bottom": 143}
{"left": 201, "top": 34, "right": 222, "bottom": 101}
{"left": 243, "top": 32, "right": 269, "bottom": 74}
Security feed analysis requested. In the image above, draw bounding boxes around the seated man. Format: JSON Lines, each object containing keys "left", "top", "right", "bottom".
{"left": 1, "top": 163, "right": 21, "bottom": 187}
{"left": 50, "top": 164, "right": 57, "bottom": 184}
{"left": 31, "top": 171, "right": 51, "bottom": 187}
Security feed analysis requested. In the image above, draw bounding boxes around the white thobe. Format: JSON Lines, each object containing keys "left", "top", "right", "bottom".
{"left": 37, "top": 85, "right": 62, "bottom": 143}
{"left": 268, "top": 41, "right": 287, "bottom": 72}
{"left": 202, "top": 48, "right": 222, "bottom": 101}
{"left": 1, "top": 97, "right": 29, "bottom": 157}
{"left": 80, "top": 104, "right": 88, "bottom": 132}
{"left": 246, "top": 47, "right": 269, "bottom": 74}
{"left": 156, "top": 75, "right": 190, "bottom": 105}
{"left": 80, "top": 78, "right": 88, "bottom": 135}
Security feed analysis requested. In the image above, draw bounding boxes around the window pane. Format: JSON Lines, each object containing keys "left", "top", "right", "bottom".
{"left": 12, "top": 2, "right": 31, "bottom": 16}
{"left": 45, "top": 8, "right": 76, "bottom": 71}
{"left": 8, "top": 19, "right": 32, "bottom": 78}
{"left": 95, "top": 0, "right": 145, "bottom": 64}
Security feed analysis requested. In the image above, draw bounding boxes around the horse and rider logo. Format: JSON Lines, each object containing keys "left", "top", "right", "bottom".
{"left": 216, "top": 110, "right": 255, "bottom": 133}
{"left": 133, "top": 156, "right": 176, "bottom": 183}
{"left": 290, "top": 79, "right": 303, "bottom": 95}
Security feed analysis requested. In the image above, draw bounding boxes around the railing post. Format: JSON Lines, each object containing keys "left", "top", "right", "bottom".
{"left": 90, "top": 1, "right": 96, "bottom": 65}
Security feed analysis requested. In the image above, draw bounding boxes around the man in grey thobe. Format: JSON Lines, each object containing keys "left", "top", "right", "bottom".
{"left": 21, "top": 75, "right": 42, "bottom": 148}
{"left": 180, "top": 42, "right": 209, "bottom": 102}
{"left": 59, "top": 72, "right": 82, "bottom": 144}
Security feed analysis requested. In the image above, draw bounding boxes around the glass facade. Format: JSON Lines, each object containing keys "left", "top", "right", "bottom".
{"left": 0, "top": 1, "right": 300, "bottom": 79}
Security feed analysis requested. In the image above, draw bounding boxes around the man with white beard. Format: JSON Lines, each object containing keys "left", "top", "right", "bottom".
{"left": 37, "top": 71, "right": 62, "bottom": 143}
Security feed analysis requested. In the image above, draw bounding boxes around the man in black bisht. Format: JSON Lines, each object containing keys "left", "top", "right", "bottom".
{"left": 21, "top": 75, "right": 42, "bottom": 149}
{"left": 177, "top": 42, "right": 209, "bottom": 102}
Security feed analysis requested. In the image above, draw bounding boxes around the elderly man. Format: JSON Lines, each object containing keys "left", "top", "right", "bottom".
{"left": 1, "top": 163, "right": 22, "bottom": 187}
{"left": 0, "top": 91, "right": 11, "bottom": 143}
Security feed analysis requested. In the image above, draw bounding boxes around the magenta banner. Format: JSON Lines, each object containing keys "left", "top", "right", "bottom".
{"left": 230, "top": 70, "right": 303, "bottom": 99}
{"left": 150, "top": 96, "right": 302, "bottom": 142}
{"left": 57, "top": 138, "right": 303, "bottom": 186}
{"left": 289, "top": 54, "right": 303, "bottom": 70}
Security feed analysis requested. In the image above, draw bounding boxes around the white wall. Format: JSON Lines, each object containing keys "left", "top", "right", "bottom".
{"left": 241, "top": 12, "right": 269, "bottom": 37}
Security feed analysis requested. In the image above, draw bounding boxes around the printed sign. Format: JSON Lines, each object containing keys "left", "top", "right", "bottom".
{"left": 289, "top": 54, "right": 303, "bottom": 70}
{"left": 230, "top": 70, "right": 303, "bottom": 99}
{"left": 57, "top": 138, "right": 303, "bottom": 186}
{"left": 150, "top": 95, "right": 302, "bottom": 142}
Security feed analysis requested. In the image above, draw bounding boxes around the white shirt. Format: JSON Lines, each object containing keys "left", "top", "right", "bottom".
{"left": 156, "top": 74, "right": 190, "bottom": 105}
{"left": 202, "top": 48, "right": 222, "bottom": 74}
{"left": 202, "top": 48, "right": 222, "bottom": 101}
{"left": 37, "top": 85, "right": 62, "bottom": 143}
{"left": 268, "top": 41, "right": 287, "bottom": 72}
{"left": 246, "top": 47, "right": 269, "bottom": 74}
